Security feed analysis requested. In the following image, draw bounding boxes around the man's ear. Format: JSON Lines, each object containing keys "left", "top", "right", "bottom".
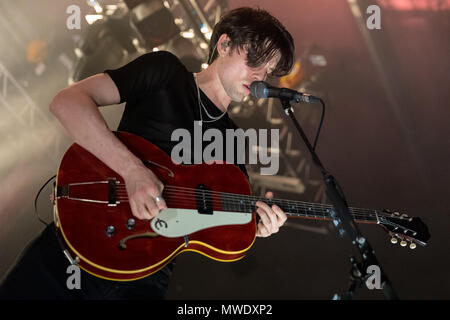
{"left": 217, "top": 34, "right": 231, "bottom": 56}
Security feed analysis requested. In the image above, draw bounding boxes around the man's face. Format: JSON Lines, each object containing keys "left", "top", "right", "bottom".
{"left": 217, "top": 46, "right": 280, "bottom": 103}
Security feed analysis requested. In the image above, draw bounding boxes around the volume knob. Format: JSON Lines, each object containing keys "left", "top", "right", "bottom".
{"left": 126, "top": 218, "right": 136, "bottom": 230}
{"left": 105, "top": 225, "right": 115, "bottom": 237}
{"left": 400, "top": 240, "right": 407, "bottom": 247}
{"left": 390, "top": 237, "right": 398, "bottom": 244}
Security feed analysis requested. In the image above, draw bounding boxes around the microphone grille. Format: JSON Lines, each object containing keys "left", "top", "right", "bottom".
{"left": 250, "top": 81, "right": 269, "bottom": 98}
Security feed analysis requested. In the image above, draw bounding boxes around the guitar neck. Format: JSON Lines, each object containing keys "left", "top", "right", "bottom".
{"left": 220, "top": 193, "right": 379, "bottom": 224}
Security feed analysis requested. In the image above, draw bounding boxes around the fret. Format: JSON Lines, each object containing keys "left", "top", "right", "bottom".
{"left": 287, "top": 202, "right": 295, "bottom": 216}
{"left": 325, "top": 206, "right": 333, "bottom": 219}
{"left": 216, "top": 191, "right": 376, "bottom": 224}
{"left": 290, "top": 202, "right": 301, "bottom": 217}
{"left": 319, "top": 203, "right": 327, "bottom": 219}
{"left": 286, "top": 203, "right": 295, "bottom": 216}
{"left": 296, "top": 203, "right": 301, "bottom": 216}
{"left": 239, "top": 198, "right": 245, "bottom": 212}
{"left": 307, "top": 205, "right": 312, "bottom": 218}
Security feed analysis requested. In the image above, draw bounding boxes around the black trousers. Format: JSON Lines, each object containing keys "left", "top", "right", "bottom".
{"left": 0, "top": 223, "right": 174, "bottom": 300}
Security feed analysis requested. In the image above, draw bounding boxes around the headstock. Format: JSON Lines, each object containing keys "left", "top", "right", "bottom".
{"left": 377, "top": 210, "right": 430, "bottom": 249}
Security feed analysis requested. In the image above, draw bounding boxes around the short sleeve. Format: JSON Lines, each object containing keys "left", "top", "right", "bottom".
{"left": 104, "top": 51, "right": 184, "bottom": 103}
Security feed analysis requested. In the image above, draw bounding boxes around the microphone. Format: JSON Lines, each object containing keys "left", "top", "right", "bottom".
{"left": 250, "top": 81, "right": 320, "bottom": 103}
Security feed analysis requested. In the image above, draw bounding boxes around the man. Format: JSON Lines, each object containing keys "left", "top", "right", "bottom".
{"left": 0, "top": 7, "right": 294, "bottom": 299}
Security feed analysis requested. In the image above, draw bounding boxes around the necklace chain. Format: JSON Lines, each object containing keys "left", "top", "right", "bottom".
{"left": 193, "top": 73, "right": 228, "bottom": 124}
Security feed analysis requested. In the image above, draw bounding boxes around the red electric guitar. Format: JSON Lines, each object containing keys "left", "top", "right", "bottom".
{"left": 53, "top": 131, "right": 430, "bottom": 281}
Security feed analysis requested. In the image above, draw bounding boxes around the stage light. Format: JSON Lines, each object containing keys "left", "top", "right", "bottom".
{"left": 26, "top": 40, "right": 48, "bottom": 63}
{"left": 200, "top": 25, "right": 210, "bottom": 34}
{"left": 85, "top": 14, "right": 103, "bottom": 25}
{"left": 181, "top": 30, "right": 195, "bottom": 39}
{"left": 87, "top": 0, "right": 103, "bottom": 13}
{"left": 128, "top": 0, "right": 180, "bottom": 48}
{"left": 309, "top": 55, "right": 327, "bottom": 67}
{"left": 74, "top": 48, "right": 83, "bottom": 59}
{"left": 94, "top": 5, "right": 103, "bottom": 13}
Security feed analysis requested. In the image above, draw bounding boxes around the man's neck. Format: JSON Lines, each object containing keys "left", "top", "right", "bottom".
{"left": 195, "top": 64, "right": 230, "bottom": 113}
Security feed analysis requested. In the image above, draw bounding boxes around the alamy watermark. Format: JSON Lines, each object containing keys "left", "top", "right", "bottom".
{"left": 171, "top": 121, "right": 279, "bottom": 175}
{"left": 366, "top": 264, "right": 381, "bottom": 290}
{"left": 366, "top": 5, "right": 381, "bottom": 30}
{"left": 66, "top": 5, "right": 81, "bottom": 30}
{"left": 66, "top": 265, "right": 81, "bottom": 290}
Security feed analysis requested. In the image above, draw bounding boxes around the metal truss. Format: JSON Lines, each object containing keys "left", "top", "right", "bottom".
{"left": 0, "top": 61, "right": 63, "bottom": 165}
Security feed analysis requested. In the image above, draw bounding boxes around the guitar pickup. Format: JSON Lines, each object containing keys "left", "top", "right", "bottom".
{"left": 108, "top": 178, "right": 118, "bottom": 206}
{"left": 195, "top": 184, "right": 213, "bottom": 215}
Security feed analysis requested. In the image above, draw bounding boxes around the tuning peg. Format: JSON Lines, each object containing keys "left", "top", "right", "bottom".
{"left": 409, "top": 243, "right": 417, "bottom": 250}
{"left": 391, "top": 237, "right": 398, "bottom": 244}
{"left": 391, "top": 211, "right": 400, "bottom": 218}
{"left": 400, "top": 240, "right": 407, "bottom": 247}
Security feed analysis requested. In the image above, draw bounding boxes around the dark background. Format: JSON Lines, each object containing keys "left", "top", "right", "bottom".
{"left": 0, "top": 0, "right": 448, "bottom": 299}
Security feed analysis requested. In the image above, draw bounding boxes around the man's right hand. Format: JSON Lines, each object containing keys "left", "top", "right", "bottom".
{"left": 122, "top": 164, "right": 167, "bottom": 220}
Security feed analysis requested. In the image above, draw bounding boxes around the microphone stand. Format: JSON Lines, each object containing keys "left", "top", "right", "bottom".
{"left": 279, "top": 98, "right": 398, "bottom": 300}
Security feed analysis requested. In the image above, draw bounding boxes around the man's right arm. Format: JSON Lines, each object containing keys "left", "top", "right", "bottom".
{"left": 49, "top": 73, "right": 166, "bottom": 219}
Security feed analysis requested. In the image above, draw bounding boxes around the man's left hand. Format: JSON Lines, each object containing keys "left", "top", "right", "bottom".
{"left": 255, "top": 191, "right": 287, "bottom": 237}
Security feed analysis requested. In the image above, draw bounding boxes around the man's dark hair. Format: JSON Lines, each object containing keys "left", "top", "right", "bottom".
{"left": 208, "top": 7, "right": 295, "bottom": 77}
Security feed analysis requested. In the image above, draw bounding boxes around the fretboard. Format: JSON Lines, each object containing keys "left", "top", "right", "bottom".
{"left": 220, "top": 193, "right": 379, "bottom": 224}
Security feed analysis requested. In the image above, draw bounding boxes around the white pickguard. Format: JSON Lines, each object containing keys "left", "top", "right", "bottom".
{"left": 150, "top": 208, "right": 252, "bottom": 238}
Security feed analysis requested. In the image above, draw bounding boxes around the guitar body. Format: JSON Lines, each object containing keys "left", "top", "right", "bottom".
{"left": 54, "top": 131, "right": 256, "bottom": 281}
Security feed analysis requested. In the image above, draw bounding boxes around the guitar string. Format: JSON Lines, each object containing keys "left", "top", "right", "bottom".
{"left": 114, "top": 185, "right": 391, "bottom": 219}
{"left": 115, "top": 187, "right": 374, "bottom": 217}
{"left": 114, "top": 193, "right": 413, "bottom": 232}
{"left": 114, "top": 183, "right": 382, "bottom": 216}
{"left": 115, "top": 189, "right": 374, "bottom": 217}
{"left": 116, "top": 193, "right": 410, "bottom": 232}
{"left": 67, "top": 184, "right": 412, "bottom": 233}
{"left": 112, "top": 202, "right": 374, "bottom": 223}
{"left": 114, "top": 187, "right": 387, "bottom": 219}
{"left": 113, "top": 198, "right": 376, "bottom": 221}
{"left": 113, "top": 189, "right": 381, "bottom": 221}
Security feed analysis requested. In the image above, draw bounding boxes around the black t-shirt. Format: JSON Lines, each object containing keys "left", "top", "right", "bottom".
{"left": 104, "top": 51, "right": 248, "bottom": 179}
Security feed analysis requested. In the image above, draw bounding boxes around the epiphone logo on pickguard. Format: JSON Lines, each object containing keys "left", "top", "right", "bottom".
{"left": 154, "top": 218, "right": 168, "bottom": 230}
